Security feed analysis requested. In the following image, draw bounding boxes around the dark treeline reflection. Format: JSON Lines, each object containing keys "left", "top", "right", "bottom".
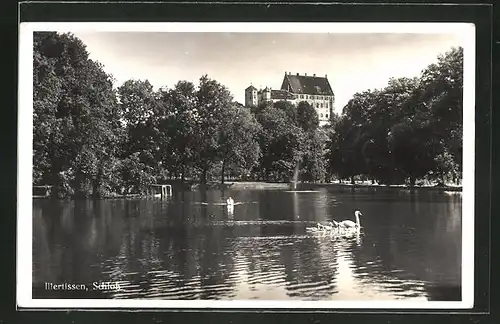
{"left": 33, "top": 188, "right": 462, "bottom": 301}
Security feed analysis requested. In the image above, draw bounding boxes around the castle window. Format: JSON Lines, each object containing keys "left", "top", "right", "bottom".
{"left": 316, "top": 103, "right": 319, "bottom": 108}
{"left": 320, "top": 103, "right": 323, "bottom": 108}
{"left": 326, "top": 113, "right": 329, "bottom": 118}
{"left": 320, "top": 113, "right": 323, "bottom": 117}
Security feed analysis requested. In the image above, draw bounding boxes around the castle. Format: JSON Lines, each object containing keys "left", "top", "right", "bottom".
{"left": 245, "top": 72, "right": 335, "bottom": 126}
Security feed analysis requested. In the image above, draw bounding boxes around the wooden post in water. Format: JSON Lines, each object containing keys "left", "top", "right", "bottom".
{"left": 151, "top": 184, "right": 173, "bottom": 198}
{"left": 159, "top": 184, "right": 172, "bottom": 198}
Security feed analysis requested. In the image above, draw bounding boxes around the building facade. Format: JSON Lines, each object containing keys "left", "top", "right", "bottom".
{"left": 245, "top": 72, "right": 335, "bottom": 126}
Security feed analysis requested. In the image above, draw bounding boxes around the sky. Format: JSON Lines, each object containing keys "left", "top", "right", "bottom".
{"left": 72, "top": 31, "right": 465, "bottom": 114}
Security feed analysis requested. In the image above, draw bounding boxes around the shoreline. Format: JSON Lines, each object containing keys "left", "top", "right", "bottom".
{"left": 32, "top": 181, "right": 462, "bottom": 200}
{"left": 225, "top": 181, "right": 462, "bottom": 192}
{"left": 306, "top": 182, "right": 463, "bottom": 192}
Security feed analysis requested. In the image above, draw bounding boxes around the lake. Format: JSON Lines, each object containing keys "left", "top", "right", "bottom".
{"left": 32, "top": 186, "right": 462, "bottom": 301}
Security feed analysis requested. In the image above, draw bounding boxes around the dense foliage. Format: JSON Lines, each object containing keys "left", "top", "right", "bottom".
{"left": 326, "top": 47, "right": 463, "bottom": 186}
{"left": 32, "top": 32, "right": 463, "bottom": 197}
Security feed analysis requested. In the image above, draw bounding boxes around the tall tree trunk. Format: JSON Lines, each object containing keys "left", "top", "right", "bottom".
{"left": 92, "top": 172, "right": 100, "bottom": 198}
{"left": 201, "top": 168, "right": 208, "bottom": 184}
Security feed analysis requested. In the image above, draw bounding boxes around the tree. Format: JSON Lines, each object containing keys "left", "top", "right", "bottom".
{"left": 157, "top": 81, "right": 197, "bottom": 182}
{"left": 251, "top": 100, "right": 273, "bottom": 116}
{"left": 194, "top": 75, "right": 234, "bottom": 184}
{"left": 301, "top": 129, "right": 328, "bottom": 182}
{"left": 119, "top": 152, "right": 156, "bottom": 194}
{"left": 33, "top": 32, "right": 122, "bottom": 197}
{"left": 117, "top": 79, "right": 160, "bottom": 192}
{"left": 296, "top": 101, "right": 319, "bottom": 132}
{"left": 419, "top": 47, "right": 463, "bottom": 178}
{"left": 388, "top": 116, "right": 441, "bottom": 187}
{"left": 274, "top": 100, "right": 297, "bottom": 124}
{"left": 217, "top": 105, "right": 261, "bottom": 183}
{"left": 431, "top": 150, "right": 459, "bottom": 185}
{"left": 256, "top": 107, "right": 305, "bottom": 182}
{"left": 326, "top": 115, "right": 367, "bottom": 183}
{"left": 325, "top": 50, "right": 464, "bottom": 187}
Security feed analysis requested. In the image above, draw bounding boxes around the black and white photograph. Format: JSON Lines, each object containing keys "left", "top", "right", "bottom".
{"left": 18, "top": 22, "right": 475, "bottom": 309}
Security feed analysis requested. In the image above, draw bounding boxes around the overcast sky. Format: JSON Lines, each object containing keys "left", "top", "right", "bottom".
{"left": 72, "top": 31, "right": 464, "bottom": 113}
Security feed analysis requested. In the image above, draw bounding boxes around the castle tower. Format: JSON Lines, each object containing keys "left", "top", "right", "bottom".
{"left": 262, "top": 86, "right": 271, "bottom": 101}
{"left": 245, "top": 85, "right": 258, "bottom": 107}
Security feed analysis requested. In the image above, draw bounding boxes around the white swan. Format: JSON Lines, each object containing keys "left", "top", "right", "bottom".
{"left": 338, "top": 210, "right": 362, "bottom": 230}
{"left": 226, "top": 197, "right": 235, "bottom": 214}
{"left": 308, "top": 213, "right": 363, "bottom": 238}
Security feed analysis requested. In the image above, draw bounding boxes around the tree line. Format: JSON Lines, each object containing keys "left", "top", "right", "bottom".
{"left": 327, "top": 46, "right": 463, "bottom": 186}
{"left": 33, "top": 32, "right": 463, "bottom": 198}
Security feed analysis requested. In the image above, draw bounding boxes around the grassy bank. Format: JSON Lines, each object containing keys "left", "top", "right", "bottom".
{"left": 33, "top": 180, "right": 462, "bottom": 199}
{"left": 215, "top": 181, "right": 462, "bottom": 192}
{"left": 305, "top": 182, "right": 462, "bottom": 192}
{"left": 224, "top": 182, "right": 291, "bottom": 190}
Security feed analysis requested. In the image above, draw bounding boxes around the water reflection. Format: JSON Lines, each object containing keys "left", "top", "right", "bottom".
{"left": 33, "top": 188, "right": 461, "bottom": 301}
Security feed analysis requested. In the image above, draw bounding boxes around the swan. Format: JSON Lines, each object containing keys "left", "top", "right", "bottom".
{"left": 338, "top": 210, "right": 362, "bottom": 230}
{"left": 226, "top": 197, "right": 235, "bottom": 214}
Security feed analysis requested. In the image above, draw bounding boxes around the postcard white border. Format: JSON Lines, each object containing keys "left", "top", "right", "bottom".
{"left": 18, "top": 22, "right": 475, "bottom": 309}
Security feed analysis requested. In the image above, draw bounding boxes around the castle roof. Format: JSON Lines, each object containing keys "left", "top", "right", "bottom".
{"left": 245, "top": 85, "right": 257, "bottom": 91}
{"left": 282, "top": 73, "right": 334, "bottom": 96}
{"left": 271, "top": 89, "right": 295, "bottom": 100}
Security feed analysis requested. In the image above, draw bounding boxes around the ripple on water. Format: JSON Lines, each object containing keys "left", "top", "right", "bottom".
{"left": 286, "top": 280, "right": 337, "bottom": 299}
